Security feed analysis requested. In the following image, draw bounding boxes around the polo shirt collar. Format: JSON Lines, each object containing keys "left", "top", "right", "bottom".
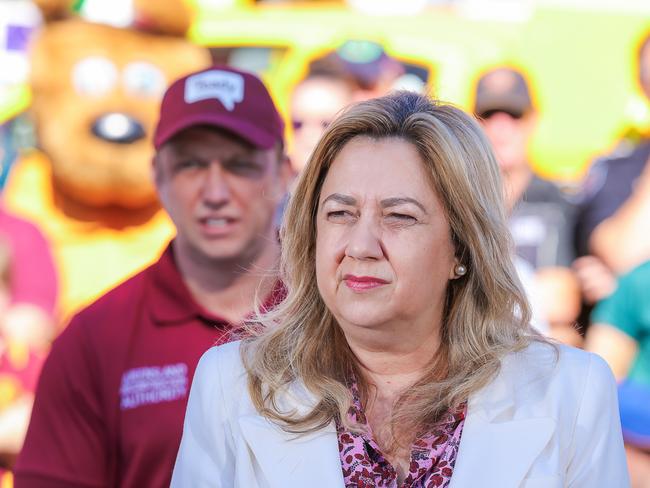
{"left": 148, "top": 243, "right": 222, "bottom": 326}
{"left": 148, "top": 242, "right": 285, "bottom": 327}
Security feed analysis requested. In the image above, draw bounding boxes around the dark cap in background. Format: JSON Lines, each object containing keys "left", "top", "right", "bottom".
{"left": 153, "top": 65, "right": 284, "bottom": 150}
{"left": 473, "top": 67, "right": 534, "bottom": 118}
{"left": 334, "top": 40, "right": 400, "bottom": 90}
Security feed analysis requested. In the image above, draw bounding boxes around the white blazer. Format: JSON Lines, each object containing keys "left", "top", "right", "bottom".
{"left": 171, "top": 341, "right": 630, "bottom": 488}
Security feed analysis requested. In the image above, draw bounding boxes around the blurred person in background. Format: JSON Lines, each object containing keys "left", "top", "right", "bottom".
{"left": 14, "top": 66, "right": 291, "bottom": 488}
{"left": 584, "top": 31, "right": 650, "bottom": 275}
{"left": 573, "top": 31, "right": 650, "bottom": 311}
{"left": 0, "top": 239, "right": 16, "bottom": 486}
{"left": 473, "top": 66, "right": 581, "bottom": 344}
{"left": 584, "top": 132, "right": 650, "bottom": 488}
{"left": 0, "top": 206, "right": 57, "bottom": 329}
{"left": 289, "top": 41, "right": 424, "bottom": 174}
{"left": 0, "top": 206, "right": 57, "bottom": 484}
{"left": 586, "top": 257, "right": 650, "bottom": 488}
{"left": 590, "top": 153, "right": 650, "bottom": 273}
{"left": 314, "top": 41, "right": 418, "bottom": 102}
{"left": 332, "top": 40, "right": 408, "bottom": 100}
{"left": 289, "top": 58, "right": 357, "bottom": 172}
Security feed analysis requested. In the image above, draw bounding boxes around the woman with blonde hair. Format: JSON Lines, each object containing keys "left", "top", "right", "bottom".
{"left": 171, "top": 92, "right": 628, "bottom": 487}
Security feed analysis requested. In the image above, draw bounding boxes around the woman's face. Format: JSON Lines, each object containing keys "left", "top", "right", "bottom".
{"left": 315, "top": 136, "right": 457, "bottom": 335}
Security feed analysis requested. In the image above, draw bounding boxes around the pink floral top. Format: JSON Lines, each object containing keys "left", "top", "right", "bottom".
{"left": 336, "top": 381, "right": 466, "bottom": 488}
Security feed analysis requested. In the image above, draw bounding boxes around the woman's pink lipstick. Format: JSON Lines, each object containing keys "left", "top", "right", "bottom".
{"left": 343, "top": 275, "right": 389, "bottom": 291}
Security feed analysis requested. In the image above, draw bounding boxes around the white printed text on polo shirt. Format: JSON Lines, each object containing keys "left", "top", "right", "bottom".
{"left": 120, "top": 363, "right": 188, "bottom": 410}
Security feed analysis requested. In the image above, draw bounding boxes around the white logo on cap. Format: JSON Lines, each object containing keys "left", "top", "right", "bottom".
{"left": 184, "top": 70, "right": 245, "bottom": 111}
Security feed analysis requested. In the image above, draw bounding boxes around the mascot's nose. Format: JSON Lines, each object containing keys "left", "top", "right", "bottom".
{"left": 91, "top": 113, "right": 146, "bottom": 144}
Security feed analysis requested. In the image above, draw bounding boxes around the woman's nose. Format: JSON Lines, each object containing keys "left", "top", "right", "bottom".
{"left": 344, "top": 217, "right": 384, "bottom": 260}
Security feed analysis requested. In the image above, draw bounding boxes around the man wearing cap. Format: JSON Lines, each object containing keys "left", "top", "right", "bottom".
{"left": 473, "top": 66, "right": 581, "bottom": 343}
{"left": 571, "top": 32, "right": 650, "bottom": 351}
{"left": 581, "top": 32, "right": 650, "bottom": 487}
{"left": 14, "top": 66, "right": 291, "bottom": 488}
{"left": 576, "top": 32, "right": 650, "bottom": 270}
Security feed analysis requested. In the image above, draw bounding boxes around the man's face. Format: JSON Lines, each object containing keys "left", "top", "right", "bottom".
{"left": 154, "top": 126, "right": 290, "bottom": 264}
{"left": 290, "top": 77, "right": 353, "bottom": 172}
{"left": 479, "top": 110, "right": 536, "bottom": 176}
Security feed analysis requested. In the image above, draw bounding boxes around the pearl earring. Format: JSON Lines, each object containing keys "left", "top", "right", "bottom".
{"left": 454, "top": 264, "right": 467, "bottom": 277}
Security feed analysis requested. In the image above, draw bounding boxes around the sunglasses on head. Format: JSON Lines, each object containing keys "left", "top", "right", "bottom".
{"left": 292, "top": 119, "right": 331, "bottom": 131}
{"left": 479, "top": 109, "right": 525, "bottom": 120}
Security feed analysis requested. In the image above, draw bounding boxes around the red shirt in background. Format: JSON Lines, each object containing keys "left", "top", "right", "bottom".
{"left": 14, "top": 243, "right": 283, "bottom": 488}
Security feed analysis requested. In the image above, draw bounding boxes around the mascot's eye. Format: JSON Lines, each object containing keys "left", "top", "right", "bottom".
{"left": 72, "top": 56, "right": 118, "bottom": 96}
{"left": 123, "top": 62, "right": 166, "bottom": 98}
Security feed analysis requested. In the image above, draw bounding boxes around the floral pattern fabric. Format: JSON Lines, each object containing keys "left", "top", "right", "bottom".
{"left": 336, "top": 381, "right": 466, "bottom": 488}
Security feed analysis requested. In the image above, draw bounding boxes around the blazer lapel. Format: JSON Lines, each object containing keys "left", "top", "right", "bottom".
{"left": 238, "top": 345, "right": 557, "bottom": 488}
{"left": 239, "top": 394, "right": 555, "bottom": 488}
{"left": 238, "top": 382, "right": 344, "bottom": 488}
{"left": 449, "top": 357, "right": 556, "bottom": 488}
{"left": 449, "top": 410, "right": 555, "bottom": 488}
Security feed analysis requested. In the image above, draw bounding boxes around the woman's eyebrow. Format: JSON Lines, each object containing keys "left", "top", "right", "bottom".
{"left": 321, "top": 193, "right": 357, "bottom": 206}
{"left": 380, "top": 197, "right": 427, "bottom": 214}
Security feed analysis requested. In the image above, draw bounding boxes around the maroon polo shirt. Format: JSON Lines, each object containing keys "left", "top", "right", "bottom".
{"left": 14, "top": 243, "right": 283, "bottom": 488}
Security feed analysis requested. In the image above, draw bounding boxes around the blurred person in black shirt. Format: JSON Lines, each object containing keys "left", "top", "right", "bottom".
{"left": 571, "top": 31, "right": 650, "bottom": 344}
{"left": 577, "top": 31, "right": 650, "bottom": 274}
{"left": 474, "top": 66, "right": 582, "bottom": 345}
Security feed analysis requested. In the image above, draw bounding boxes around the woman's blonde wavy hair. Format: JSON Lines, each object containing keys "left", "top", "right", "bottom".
{"left": 242, "top": 91, "right": 539, "bottom": 437}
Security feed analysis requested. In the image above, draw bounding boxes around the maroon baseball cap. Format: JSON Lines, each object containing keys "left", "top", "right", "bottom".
{"left": 153, "top": 65, "right": 284, "bottom": 150}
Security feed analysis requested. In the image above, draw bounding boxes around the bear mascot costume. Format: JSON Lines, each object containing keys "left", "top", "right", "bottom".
{"left": 3, "top": 0, "right": 210, "bottom": 322}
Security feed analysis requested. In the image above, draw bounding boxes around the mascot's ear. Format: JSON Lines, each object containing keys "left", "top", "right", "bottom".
{"left": 33, "top": 0, "right": 77, "bottom": 21}
{"left": 28, "top": 19, "right": 75, "bottom": 100}
{"left": 34, "top": 0, "right": 196, "bottom": 36}
{"left": 133, "top": 0, "right": 194, "bottom": 36}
